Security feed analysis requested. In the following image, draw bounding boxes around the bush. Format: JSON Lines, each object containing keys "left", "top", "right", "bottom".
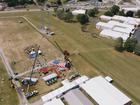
{"left": 136, "top": 10, "right": 140, "bottom": 18}
{"left": 114, "top": 37, "right": 124, "bottom": 52}
{"left": 126, "top": 11, "right": 134, "bottom": 17}
{"left": 110, "top": 5, "right": 120, "bottom": 15}
{"left": 88, "top": 9, "right": 96, "bottom": 17}
{"left": 63, "top": 11, "right": 74, "bottom": 22}
{"left": 104, "top": 11, "right": 113, "bottom": 16}
{"left": 124, "top": 38, "right": 138, "bottom": 52}
{"left": 134, "top": 43, "right": 140, "bottom": 55}
{"left": 56, "top": 9, "right": 65, "bottom": 20}
{"left": 118, "top": 10, "right": 125, "bottom": 16}
{"left": 77, "top": 14, "right": 89, "bottom": 25}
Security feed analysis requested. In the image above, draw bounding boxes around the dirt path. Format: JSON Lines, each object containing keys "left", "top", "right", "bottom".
{"left": 0, "top": 48, "right": 29, "bottom": 105}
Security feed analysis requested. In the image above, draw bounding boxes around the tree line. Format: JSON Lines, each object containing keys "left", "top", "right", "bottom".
{"left": 104, "top": 5, "right": 140, "bottom": 18}
{"left": 3, "top": 0, "right": 34, "bottom": 7}
{"left": 115, "top": 37, "right": 140, "bottom": 56}
{"left": 55, "top": 8, "right": 99, "bottom": 25}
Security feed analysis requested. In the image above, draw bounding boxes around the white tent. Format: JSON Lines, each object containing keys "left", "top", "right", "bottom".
{"left": 107, "top": 21, "right": 135, "bottom": 30}
{"left": 112, "top": 26, "right": 132, "bottom": 34}
{"left": 112, "top": 15, "right": 127, "bottom": 22}
{"left": 100, "top": 15, "right": 112, "bottom": 21}
{"left": 122, "top": 7, "right": 140, "bottom": 13}
{"left": 80, "top": 76, "right": 132, "bottom": 105}
{"left": 96, "top": 22, "right": 114, "bottom": 30}
{"left": 72, "top": 10, "right": 86, "bottom": 15}
{"left": 100, "top": 29, "right": 129, "bottom": 41}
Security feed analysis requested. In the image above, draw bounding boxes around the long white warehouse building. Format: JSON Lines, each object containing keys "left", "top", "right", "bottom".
{"left": 80, "top": 76, "right": 132, "bottom": 105}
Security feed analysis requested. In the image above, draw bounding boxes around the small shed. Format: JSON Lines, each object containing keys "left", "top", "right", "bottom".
{"left": 42, "top": 73, "right": 58, "bottom": 82}
{"left": 105, "top": 76, "right": 113, "bottom": 83}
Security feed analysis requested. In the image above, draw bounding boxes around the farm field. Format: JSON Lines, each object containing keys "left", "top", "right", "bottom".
{"left": 0, "top": 59, "right": 19, "bottom": 105}
{"left": 0, "top": 11, "right": 140, "bottom": 105}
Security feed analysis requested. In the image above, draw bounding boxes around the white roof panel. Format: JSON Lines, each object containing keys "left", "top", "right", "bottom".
{"left": 43, "top": 98, "right": 64, "bottom": 105}
{"left": 96, "top": 22, "right": 114, "bottom": 29}
{"left": 100, "top": 29, "right": 129, "bottom": 41}
{"left": 42, "top": 73, "right": 57, "bottom": 81}
{"left": 112, "top": 15, "right": 127, "bottom": 22}
{"left": 112, "top": 26, "right": 132, "bottom": 34}
{"left": 80, "top": 76, "right": 131, "bottom": 105}
{"left": 100, "top": 15, "right": 112, "bottom": 21}
{"left": 72, "top": 9, "right": 86, "bottom": 15}
{"left": 42, "top": 76, "right": 88, "bottom": 102}
{"left": 108, "top": 21, "right": 134, "bottom": 29}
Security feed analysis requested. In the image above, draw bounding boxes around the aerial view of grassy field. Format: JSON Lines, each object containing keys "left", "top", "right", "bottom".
{"left": 26, "top": 12, "right": 140, "bottom": 105}
{"left": 0, "top": 11, "right": 140, "bottom": 105}
{"left": 0, "top": 17, "right": 61, "bottom": 73}
{"left": 0, "top": 59, "right": 18, "bottom": 105}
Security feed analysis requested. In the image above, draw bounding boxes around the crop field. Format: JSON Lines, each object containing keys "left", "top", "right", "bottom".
{"left": 0, "top": 11, "right": 140, "bottom": 105}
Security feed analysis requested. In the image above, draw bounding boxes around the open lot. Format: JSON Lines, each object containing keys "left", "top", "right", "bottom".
{"left": 0, "top": 59, "right": 18, "bottom": 105}
{"left": 0, "top": 11, "right": 140, "bottom": 105}
{"left": 0, "top": 17, "right": 61, "bottom": 73}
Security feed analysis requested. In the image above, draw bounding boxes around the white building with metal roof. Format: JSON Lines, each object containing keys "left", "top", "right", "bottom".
{"left": 43, "top": 98, "right": 64, "bottom": 105}
{"left": 42, "top": 73, "right": 57, "bottom": 82}
{"left": 42, "top": 76, "right": 89, "bottom": 103}
{"left": 80, "top": 76, "right": 132, "bottom": 105}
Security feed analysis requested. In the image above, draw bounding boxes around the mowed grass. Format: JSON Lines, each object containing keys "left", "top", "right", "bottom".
{"left": 0, "top": 12, "right": 140, "bottom": 104}
{"left": 0, "top": 59, "right": 18, "bottom": 105}
{"left": 26, "top": 12, "right": 140, "bottom": 105}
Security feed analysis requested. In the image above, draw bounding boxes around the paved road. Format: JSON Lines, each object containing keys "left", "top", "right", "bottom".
{"left": 0, "top": 9, "right": 41, "bottom": 13}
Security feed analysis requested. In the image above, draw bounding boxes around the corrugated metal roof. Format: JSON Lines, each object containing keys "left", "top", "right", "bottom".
{"left": 64, "top": 88, "right": 93, "bottom": 105}
{"left": 80, "top": 76, "right": 131, "bottom": 105}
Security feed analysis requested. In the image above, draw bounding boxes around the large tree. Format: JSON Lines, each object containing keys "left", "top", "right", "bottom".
{"left": 124, "top": 38, "right": 138, "bottom": 52}
{"left": 6, "top": 0, "right": 18, "bottom": 7}
{"left": 56, "top": 9, "right": 65, "bottom": 20}
{"left": 136, "top": 10, "right": 140, "bottom": 18}
{"left": 134, "top": 43, "right": 140, "bottom": 55}
{"left": 110, "top": 5, "right": 120, "bottom": 15}
{"left": 87, "top": 9, "right": 96, "bottom": 17}
{"left": 63, "top": 11, "right": 74, "bottom": 22}
{"left": 118, "top": 10, "right": 125, "bottom": 16}
{"left": 104, "top": 11, "right": 113, "bottom": 16}
{"left": 77, "top": 14, "right": 89, "bottom": 25}
{"left": 126, "top": 11, "right": 134, "bottom": 17}
{"left": 114, "top": 37, "right": 124, "bottom": 52}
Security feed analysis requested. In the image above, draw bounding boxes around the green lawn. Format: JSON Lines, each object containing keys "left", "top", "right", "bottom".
{"left": 26, "top": 12, "right": 140, "bottom": 105}
{"left": 0, "top": 11, "right": 140, "bottom": 104}
{"left": 0, "top": 60, "right": 18, "bottom": 105}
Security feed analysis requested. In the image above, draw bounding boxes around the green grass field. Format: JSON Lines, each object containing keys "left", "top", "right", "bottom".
{"left": 0, "top": 11, "right": 140, "bottom": 105}
{"left": 0, "top": 59, "right": 18, "bottom": 105}
{"left": 26, "top": 12, "right": 140, "bottom": 105}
